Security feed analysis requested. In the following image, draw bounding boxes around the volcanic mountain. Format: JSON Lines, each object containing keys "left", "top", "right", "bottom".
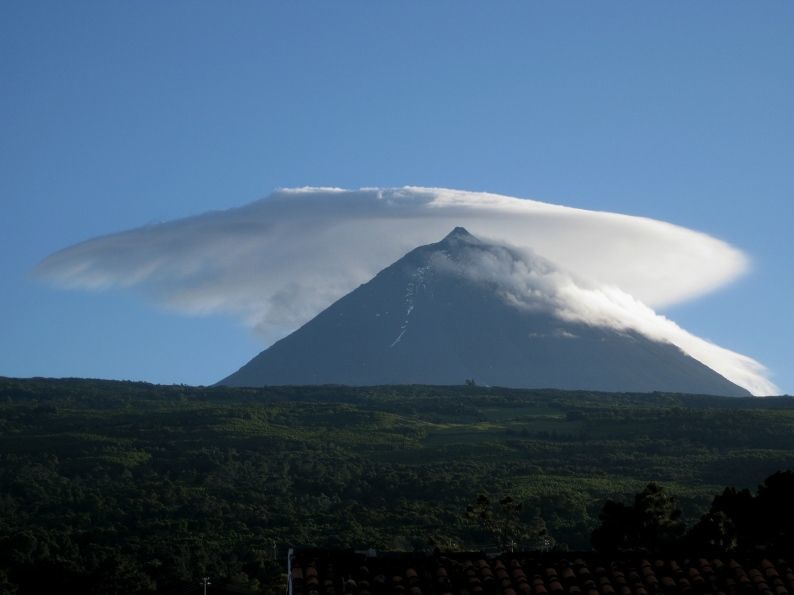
{"left": 219, "top": 228, "right": 750, "bottom": 396}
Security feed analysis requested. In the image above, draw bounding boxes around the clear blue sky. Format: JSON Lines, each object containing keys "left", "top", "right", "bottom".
{"left": 2, "top": 2, "right": 792, "bottom": 392}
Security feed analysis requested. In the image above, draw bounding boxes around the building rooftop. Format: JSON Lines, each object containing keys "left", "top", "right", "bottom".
{"left": 290, "top": 551, "right": 794, "bottom": 595}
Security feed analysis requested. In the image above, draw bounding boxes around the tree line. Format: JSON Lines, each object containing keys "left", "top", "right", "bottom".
{"left": 591, "top": 470, "right": 794, "bottom": 554}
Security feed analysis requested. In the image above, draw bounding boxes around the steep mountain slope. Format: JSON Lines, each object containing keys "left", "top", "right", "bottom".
{"left": 219, "top": 228, "right": 750, "bottom": 396}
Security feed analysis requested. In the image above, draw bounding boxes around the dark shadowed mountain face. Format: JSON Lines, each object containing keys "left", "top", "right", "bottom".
{"left": 219, "top": 228, "right": 750, "bottom": 396}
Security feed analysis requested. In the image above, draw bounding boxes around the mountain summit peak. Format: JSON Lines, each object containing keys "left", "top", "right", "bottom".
{"left": 439, "top": 226, "right": 479, "bottom": 246}
{"left": 446, "top": 226, "right": 473, "bottom": 238}
{"left": 219, "top": 230, "right": 750, "bottom": 396}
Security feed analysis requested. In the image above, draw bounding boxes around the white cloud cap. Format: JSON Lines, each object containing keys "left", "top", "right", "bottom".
{"left": 35, "top": 186, "right": 776, "bottom": 395}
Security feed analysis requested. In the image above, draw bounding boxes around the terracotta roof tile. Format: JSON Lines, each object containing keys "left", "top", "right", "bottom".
{"left": 289, "top": 554, "right": 794, "bottom": 595}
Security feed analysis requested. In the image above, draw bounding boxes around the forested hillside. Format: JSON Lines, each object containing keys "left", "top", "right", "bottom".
{"left": 1, "top": 378, "right": 793, "bottom": 593}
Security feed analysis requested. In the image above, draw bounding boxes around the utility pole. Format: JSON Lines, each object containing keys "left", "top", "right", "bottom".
{"left": 200, "top": 576, "right": 211, "bottom": 595}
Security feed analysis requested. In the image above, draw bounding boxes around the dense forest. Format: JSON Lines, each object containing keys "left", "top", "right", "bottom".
{"left": 1, "top": 377, "right": 793, "bottom": 593}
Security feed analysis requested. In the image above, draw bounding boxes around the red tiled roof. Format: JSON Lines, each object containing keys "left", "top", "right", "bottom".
{"left": 289, "top": 552, "right": 794, "bottom": 595}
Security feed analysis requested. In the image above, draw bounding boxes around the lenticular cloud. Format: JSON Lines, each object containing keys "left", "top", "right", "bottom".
{"left": 35, "top": 186, "right": 776, "bottom": 395}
